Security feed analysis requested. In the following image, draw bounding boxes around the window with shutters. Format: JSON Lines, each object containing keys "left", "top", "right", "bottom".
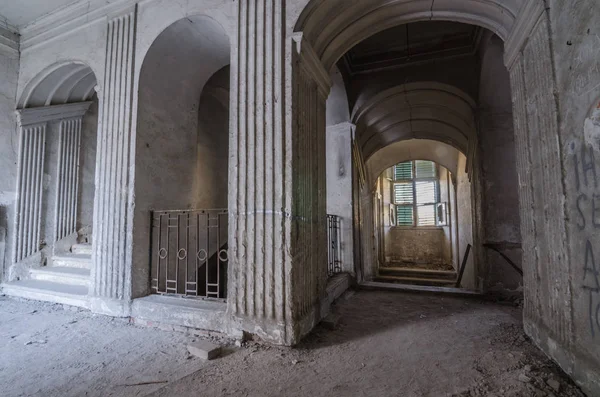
{"left": 391, "top": 160, "right": 444, "bottom": 227}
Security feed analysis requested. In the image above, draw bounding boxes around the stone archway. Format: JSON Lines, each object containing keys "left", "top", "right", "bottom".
{"left": 133, "top": 15, "right": 231, "bottom": 301}
{"left": 292, "top": 0, "right": 526, "bottom": 73}
{"left": 228, "top": 0, "right": 566, "bottom": 353}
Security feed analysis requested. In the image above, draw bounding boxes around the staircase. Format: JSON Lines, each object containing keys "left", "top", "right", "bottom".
{"left": 1, "top": 243, "right": 92, "bottom": 309}
{"left": 374, "top": 266, "right": 457, "bottom": 287}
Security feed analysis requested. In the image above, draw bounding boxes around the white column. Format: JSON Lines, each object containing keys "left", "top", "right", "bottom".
{"left": 14, "top": 102, "right": 91, "bottom": 264}
{"left": 90, "top": 7, "right": 136, "bottom": 315}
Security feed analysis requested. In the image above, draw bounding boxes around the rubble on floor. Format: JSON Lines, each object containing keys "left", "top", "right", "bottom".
{"left": 0, "top": 291, "right": 586, "bottom": 397}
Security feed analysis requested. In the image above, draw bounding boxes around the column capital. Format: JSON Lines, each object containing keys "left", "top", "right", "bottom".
{"left": 504, "top": 0, "right": 545, "bottom": 70}
{"left": 326, "top": 121, "right": 355, "bottom": 135}
{"left": 292, "top": 32, "right": 332, "bottom": 98}
{"left": 16, "top": 102, "right": 92, "bottom": 127}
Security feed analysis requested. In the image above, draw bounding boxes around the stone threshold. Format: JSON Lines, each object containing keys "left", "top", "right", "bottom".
{"left": 359, "top": 280, "right": 482, "bottom": 297}
{"left": 130, "top": 294, "right": 228, "bottom": 334}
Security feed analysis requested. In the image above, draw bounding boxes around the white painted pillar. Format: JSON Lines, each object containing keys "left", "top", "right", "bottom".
{"left": 14, "top": 103, "right": 91, "bottom": 264}
{"left": 228, "top": 0, "right": 331, "bottom": 345}
{"left": 90, "top": 7, "right": 136, "bottom": 315}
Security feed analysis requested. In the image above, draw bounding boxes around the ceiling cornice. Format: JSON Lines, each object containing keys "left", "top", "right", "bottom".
{"left": 0, "top": 23, "right": 19, "bottom": 57}
{"left": 19, "top": 0, "right": 135, "bottom": 52}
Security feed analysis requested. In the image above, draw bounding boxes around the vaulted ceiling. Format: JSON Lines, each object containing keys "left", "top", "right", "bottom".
{"left": 341, "top": 21, "right": 482, "bottom": 75}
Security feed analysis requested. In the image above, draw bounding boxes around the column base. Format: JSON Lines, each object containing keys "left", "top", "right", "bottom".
{"left": 228, "top": 314, "right": 293, "bottom": 345}
{"left": 524, "top": 317, "right": 600, "bottom": 396}
{"left": 89, "top": 296, "right": 131, "bottom": 317}
{"left": 230, "top": 274, "right": 353, "bottom": 346}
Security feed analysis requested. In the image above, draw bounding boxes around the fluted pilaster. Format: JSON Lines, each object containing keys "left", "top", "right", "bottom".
{"left": 228, "top": 0, "right": 289, "bottom": 340}
{"left": 228, "top": 0, "right": 330, "bottom": 344}
{"left": 54, "top": 118, "right": 83, "bottom": 241}
{"left": 91, "top": 7, "right": 136, "bottom": 314}
{"left": 13, "top": 122, "right": 46, "bottom": 263}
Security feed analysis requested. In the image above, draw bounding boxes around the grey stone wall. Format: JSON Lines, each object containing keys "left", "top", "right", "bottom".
{"left": 529, "top": 1, "right": 600, "bottom": 393}
{"left": 77, "top": 96, "right": 98, "bottom": 242}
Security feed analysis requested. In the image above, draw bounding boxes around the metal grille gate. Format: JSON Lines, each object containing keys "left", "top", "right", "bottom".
{"left": 151, "top": 209, "right": 228, "bottom": 299}
{"left": 327, "top": 214, "right": 342, "bottom": 276}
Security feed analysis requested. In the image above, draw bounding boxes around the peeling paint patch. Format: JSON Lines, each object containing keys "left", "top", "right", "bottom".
{"left": 584, "top": 108, "right": 600, "bottom": 152}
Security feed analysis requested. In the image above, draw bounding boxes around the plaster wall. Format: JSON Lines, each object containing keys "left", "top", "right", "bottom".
{"left": 0, "top": 39, "right": 19, "bottom": 278}
{"left": 456, "top": 153, "right": 475, "bottom": 289}
{"left": 77, "top": 96, "right": 98, "bottom": 241}
{"left": 385, "top": 228, "right": 447, "bottom": 265}
{"left": 326, "top": 123, "right": 354, "bottom": 274}
{"left": 195, "top": 66, "right": 230, "bottom": 209}
{"left": 478, "top": 35, "right": 522, "bottom": 291}
{"left": 326, "top": 66, "right": 350, "bottom": 127}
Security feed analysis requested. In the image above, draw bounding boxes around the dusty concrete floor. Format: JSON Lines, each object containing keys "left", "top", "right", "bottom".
{"left": 0, "top": 291, "right": 585, "bottom": 397}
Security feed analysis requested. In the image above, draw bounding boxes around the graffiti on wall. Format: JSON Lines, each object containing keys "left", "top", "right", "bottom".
{"left": 574, "top": 136, "right": 600, "bottom": 336}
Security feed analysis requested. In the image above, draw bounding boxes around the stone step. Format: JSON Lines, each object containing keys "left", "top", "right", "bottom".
{"left": 131, "top": 294, "right": 227, "bottom": 333}
{"left": 71, "top": 243, "right": 93, "bottom": 256}
{"left": 374, "top": 275, "right": 457, "bottom": 287}
{"left": 1, "top": 280, "right": 89, "bottom": 309}
{"left": 52, "top": 254, "right": 92, "bottom": 269}
{"left": 379, "top": 266, "right": 457, "bottom": 281}
{"left": 29, "top": 266, "right": 90, "bottom": 286}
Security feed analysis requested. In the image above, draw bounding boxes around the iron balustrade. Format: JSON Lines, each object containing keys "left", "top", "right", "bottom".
{"left": 327, "top": 214, "right": 342, "bottom": 276}
{"left": 151, "top": 209, "right": 228, "bottom": 300}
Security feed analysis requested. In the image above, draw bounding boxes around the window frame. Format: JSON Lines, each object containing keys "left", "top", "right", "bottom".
{"left": 391, "top": 160, "right": 442, "bottom": 228}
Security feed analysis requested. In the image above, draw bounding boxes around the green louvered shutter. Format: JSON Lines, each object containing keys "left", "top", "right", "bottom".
{"left": 396, "top": 206, "right": 414, "bottom": 226}
{"left": 415, "top": 160, "right": 436, "bottom": 178}
{"left": 394, "top": 162, "right": 413, "bottom": 180}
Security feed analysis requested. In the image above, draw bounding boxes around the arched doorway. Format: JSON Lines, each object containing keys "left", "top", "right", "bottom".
{"left": 132, "top": 15, "right": 231, "bottom": 301}
{"left": 4, "top": 61, "right": 99, "bottom": 308}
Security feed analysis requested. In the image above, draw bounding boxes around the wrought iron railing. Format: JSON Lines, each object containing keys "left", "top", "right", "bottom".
{"left": 327, "top": 214, "right": 342, "bottom": 276}
{"left": 151, "top": 209, "right": 228, "bottom": 300}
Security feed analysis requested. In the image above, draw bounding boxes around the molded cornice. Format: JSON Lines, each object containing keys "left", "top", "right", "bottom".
{"left": 0, "top": 24, "right": 19, "bottom": 56}
{"left": 16, "top": 102, "right": 92, "bottom": 126}
{"left": 19, "top": 0, "right": 136, "bottom": 51}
